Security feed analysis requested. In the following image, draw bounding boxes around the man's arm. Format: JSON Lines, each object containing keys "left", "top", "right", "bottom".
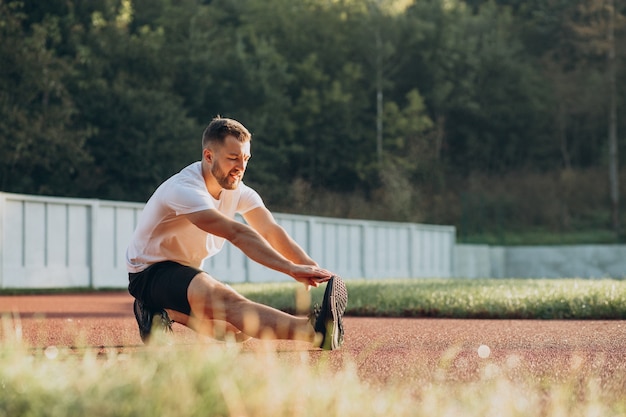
{"left": 242, "top": 206, "right": 317, "bottom": 266}
{"left": 185, "top": 209, "right": 330, "bottom": 286}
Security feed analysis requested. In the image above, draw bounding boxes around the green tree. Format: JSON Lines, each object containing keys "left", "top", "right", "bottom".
{"left": 69, "top": 0, "right": 200, "bottom": 201}
{"left": 0, "top": 1, "right": 91, "bottom": 195}
{"left": 379, "top": 89, "right": 435, "bottom": 220}
{"left": 401, "top": 0, "right": 553, "bottom": 176}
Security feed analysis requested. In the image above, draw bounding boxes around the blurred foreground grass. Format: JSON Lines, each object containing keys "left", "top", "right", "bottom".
{"left": 2, "top": 279, "right": 626, "bottom": 416}
{"left": 234, "top": 278, "right": 626, "bottom": 320}
{"left": 1, "top": 328, "right": 626, "bottom": 417}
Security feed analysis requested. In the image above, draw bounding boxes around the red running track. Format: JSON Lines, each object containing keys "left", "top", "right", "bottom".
{"left": 1, "top": 291, "right": 625, "bottom": 384}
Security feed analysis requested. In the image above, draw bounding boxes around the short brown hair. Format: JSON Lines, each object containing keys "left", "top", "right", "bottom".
{"left": 202, "top": 116, "right": 252, "bottom": 149}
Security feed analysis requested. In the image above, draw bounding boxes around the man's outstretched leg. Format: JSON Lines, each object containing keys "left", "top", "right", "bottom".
{"left": 185, "top": 272, "right": 348, "bottom": 349}
{"left": 133, "top": 269, "right": 348, "bottom": 350}
{"left": 187, "top": 272, "right": 315, "bottom": 342}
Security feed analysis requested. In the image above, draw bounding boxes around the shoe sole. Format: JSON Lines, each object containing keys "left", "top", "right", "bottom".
{"left": 322, "top": 276, "right": 348, "bottom": 350}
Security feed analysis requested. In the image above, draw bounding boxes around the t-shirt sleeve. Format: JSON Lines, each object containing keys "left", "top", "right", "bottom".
{"left": 236, "top": 184, "right": 265, "bottom": 215}
{"left": 165, "top": 180, "right": 216, "bottom": 215}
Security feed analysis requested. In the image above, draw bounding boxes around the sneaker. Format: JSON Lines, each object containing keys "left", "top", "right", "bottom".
{"left": 311, "top": 276, "right": 348, "bottom": 350}
{"left": 133, "top": 299, "right": 173, "bottom": 343}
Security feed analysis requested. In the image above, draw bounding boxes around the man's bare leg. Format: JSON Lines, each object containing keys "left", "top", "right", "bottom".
{"left": 166, "top": 310, "right": 252, "bottom": 342}
{"left": 184, "top": 272, "right": 316, "bottom": 342}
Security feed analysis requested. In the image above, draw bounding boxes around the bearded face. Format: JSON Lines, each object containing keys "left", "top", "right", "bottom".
{"left": 205, "top": 135, "right": 251, "bottom": 193}
{"left": 210, "top": 159, "right": 242, "bottom": 190}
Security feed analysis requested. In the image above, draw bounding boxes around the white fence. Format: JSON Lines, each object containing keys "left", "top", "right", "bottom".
{"left": 0, "top": 192, "right": 456, "bottom": 289}
{"left": 455, "top": 243, "right": 626, "bottom": 279}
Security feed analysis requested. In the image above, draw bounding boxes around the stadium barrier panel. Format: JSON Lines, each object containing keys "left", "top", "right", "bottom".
{"left": 0, "top": 192, "right": 456, "bottom": 289}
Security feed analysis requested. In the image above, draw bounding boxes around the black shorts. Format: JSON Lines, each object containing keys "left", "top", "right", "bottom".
{"left": 128, "top": 261, "right": 202, "bottom": 315}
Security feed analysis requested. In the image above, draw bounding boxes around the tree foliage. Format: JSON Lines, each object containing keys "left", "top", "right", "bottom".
{"left": 0, "top": 0, "right": 625, "bottom": 239}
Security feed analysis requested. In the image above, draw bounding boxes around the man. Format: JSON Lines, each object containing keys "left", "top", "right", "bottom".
{"left": 126, "top": 116, "right": 347, "bottom": 350}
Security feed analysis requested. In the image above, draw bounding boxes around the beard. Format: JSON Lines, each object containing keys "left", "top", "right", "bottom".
{"left": 211, "top": 162, "right": 242, "bottom": 190}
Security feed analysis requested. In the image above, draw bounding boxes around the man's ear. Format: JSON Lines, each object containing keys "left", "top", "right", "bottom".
{"left": 203, "top": 148, "right": 213, "bottom": 163}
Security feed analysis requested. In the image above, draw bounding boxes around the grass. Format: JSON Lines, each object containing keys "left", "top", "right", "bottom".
{"left": 232, "top": 278, "right": 626, "bottom": 320}
{"left": 2, "top": 278, "right": 626, "bottom": 416}
{"left": 1, "top": 327, "right": 626, "bottom": 417}
{"left": 458, "top": 228, "right": 622, "bottom": 245}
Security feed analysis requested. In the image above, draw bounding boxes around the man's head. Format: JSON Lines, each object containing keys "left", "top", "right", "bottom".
{"left": 202, "top": 116, "right": 252, "bottom": 150}
{"left": 201, "top": 117, "right": 252, "bottom": 194}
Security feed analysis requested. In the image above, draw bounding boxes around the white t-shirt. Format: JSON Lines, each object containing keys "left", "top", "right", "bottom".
{"left": 126, "top": 161, "right": 264, "bottom": 273}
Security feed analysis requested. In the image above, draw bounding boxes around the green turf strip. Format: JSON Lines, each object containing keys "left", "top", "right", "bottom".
{"left": 233, "top": 278, "right": 626, "bottom": 320}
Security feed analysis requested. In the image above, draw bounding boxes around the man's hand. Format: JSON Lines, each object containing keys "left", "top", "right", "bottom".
{"left": 290, "top": 264, "right": 333, "bottom": 289}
